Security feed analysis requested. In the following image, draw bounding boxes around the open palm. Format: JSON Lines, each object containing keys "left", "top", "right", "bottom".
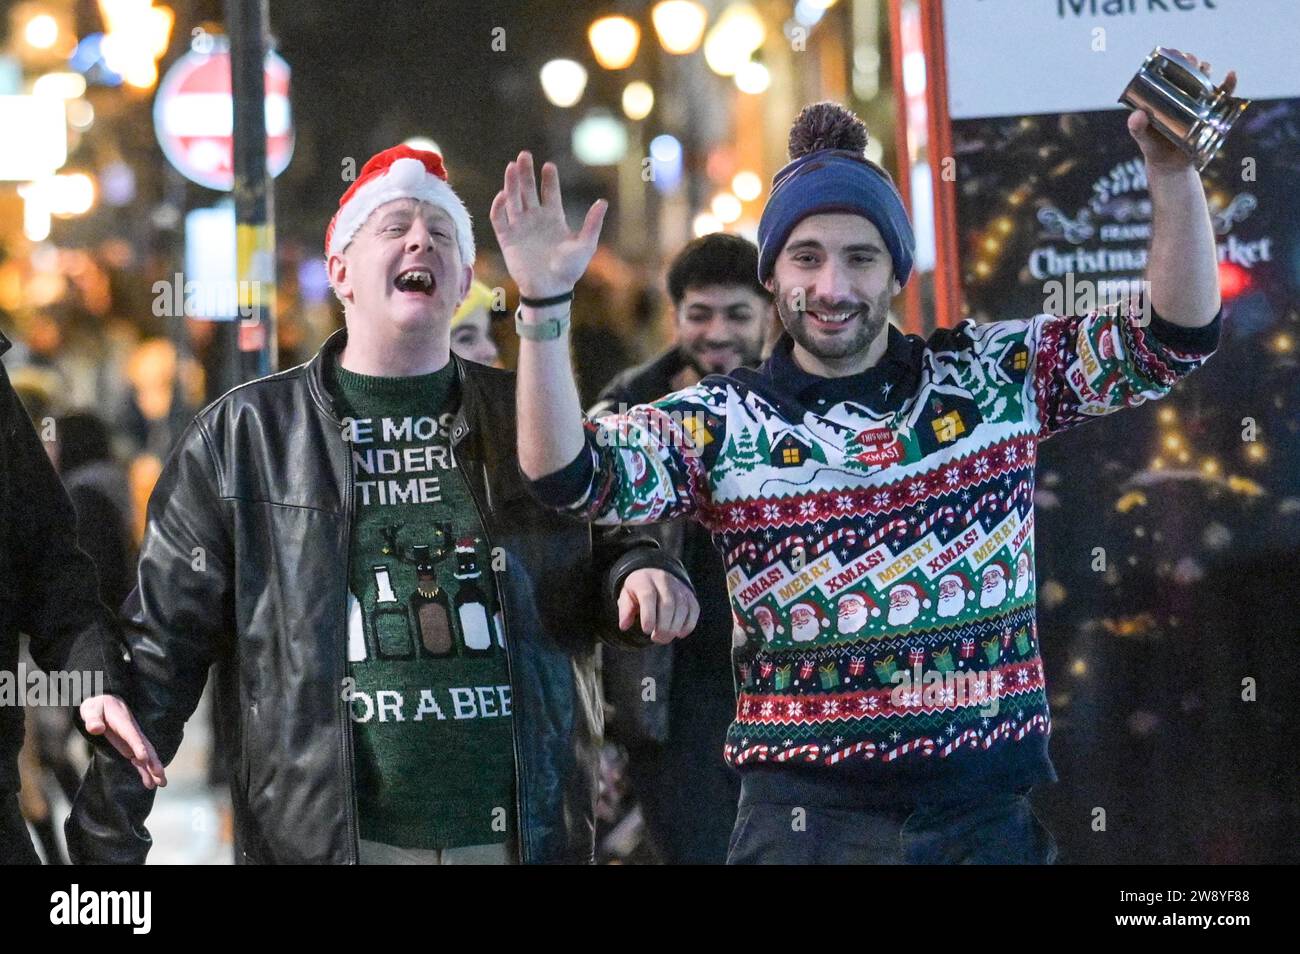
{"left": 489, "top": 150, "right": 607, "bottom": 301}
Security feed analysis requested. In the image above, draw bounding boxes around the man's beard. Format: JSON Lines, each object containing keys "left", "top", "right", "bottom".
{"left": 772, "top": 279, "right": 892, "bottom": 364}
{"left": 682, "top": 336, "right": 764, "bottom": 377}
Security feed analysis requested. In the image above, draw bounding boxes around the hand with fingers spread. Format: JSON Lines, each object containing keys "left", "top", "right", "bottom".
{"left": 618, "top": 568, "right": 700, "bottom": 645}
{"left": 80, "top": 694, "right": 167, "bottom": 790}
{"left": 489, "top": 150, "right": 608, "bottom": 301}
{"left": 1129, "top": 51, "right": 1238, "bottom": 173}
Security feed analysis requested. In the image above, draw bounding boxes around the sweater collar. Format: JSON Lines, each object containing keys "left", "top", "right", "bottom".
{"left": 758, "top": 323, "right": 920, "bottom": 414}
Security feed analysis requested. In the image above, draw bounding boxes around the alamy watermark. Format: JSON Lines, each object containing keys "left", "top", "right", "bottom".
{"left": 0, "top": 663, "right": 104, "bottom": 707}
{"left": 152, "top": 272, "right": 266, "bottom": 320}
{"left": 889, "top": 662, "right": 1001, "bottom": 718}
{"left": 1042, "top": 273, "right": 1153, "bottom": 326}
{"left": 593, "top": 404, "right": 707, "bottom": 459}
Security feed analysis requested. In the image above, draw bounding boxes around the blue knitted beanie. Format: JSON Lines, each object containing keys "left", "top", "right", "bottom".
{"left": 757, "top": 103, "right": 915, "bottom": 286}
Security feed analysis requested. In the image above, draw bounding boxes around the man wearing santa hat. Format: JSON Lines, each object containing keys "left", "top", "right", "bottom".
{"left": 66, "top": 145, "right": 696, "bottom": 865}
{"left": 501, "top": 55, "right": 1227, "bottom": 864}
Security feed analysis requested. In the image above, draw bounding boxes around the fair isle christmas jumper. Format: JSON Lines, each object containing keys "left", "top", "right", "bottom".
{"left": 531, "top": 305, "right": 1220, "bottom": 803}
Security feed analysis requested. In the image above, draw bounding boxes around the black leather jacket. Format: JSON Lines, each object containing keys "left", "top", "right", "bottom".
{"left": 66, "top": 329, "right": 687, "bottom": 864}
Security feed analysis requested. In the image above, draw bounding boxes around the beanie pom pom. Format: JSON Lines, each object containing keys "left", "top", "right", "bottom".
{"left": 788, "top": 102, "right": 869, "bottom": 159}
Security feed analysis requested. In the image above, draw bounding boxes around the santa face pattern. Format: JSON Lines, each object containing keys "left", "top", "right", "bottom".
{"left": 937, "top": 573, "right": 970, "bottom": 618}
{"left": 554, "top": 304, "right": 1216, "bottom": 774}
{"left": 836, "top": 594, "right": 875, "bottom": 634}
{"left": 1015, "top": 551, "right": 1033, "bottom": 598}
{"left": 980, "top": 564, "right": 1010, "bottom": 609}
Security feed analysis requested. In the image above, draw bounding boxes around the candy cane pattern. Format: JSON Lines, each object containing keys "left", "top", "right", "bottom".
{"left": 865, "top": 517, "right": 911, "bottom": 548}
{"left": 914, "top": 505, "right": 958, "bottom": 536}
{"left": 774, "top": 744, "right": 822, "bottom": 763}
{"left": 1004, "top": 478, "right": 1032, "bottom": 511}
{"left": 811, "top": 525, "right": 861, "bottom": 556}
{"left": 726, "top": 744, "right": 771, "bottom": 765}
{"left": 960, "top": 489, "right": 1004, "bottom": 526}
{"left": 1015, "top": 713, "right": 1048, "bottom": 740}
{"left": 981, "top": 720, "right": 1017, "bottom": 749}
{"left": 759, "top": 533, "right": 811, "bottom": 567}
{"left": 881, "top": 736, "right": 937, "bottom": 762}
{"left": 939, "top": 728, "right": 982, "bottom": 758}
{"left": 822, "top": 740, "right": 878, "bottom": 765}
{"left": 725, "top": 539, "right": 760, "bottom": 564}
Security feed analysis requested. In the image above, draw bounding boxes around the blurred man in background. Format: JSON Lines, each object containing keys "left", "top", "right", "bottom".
{"left": 592, "top": 234, "right": 773, "bottom": 864}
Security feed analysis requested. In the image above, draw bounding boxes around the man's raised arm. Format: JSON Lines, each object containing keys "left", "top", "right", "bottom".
{"left": 489, "top": 150, "right": 605, "bottom": 483}
{"left": 1131, "top": 53, "right": 1235, "bottom": 329}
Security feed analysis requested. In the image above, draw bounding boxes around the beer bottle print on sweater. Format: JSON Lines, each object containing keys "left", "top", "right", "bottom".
{"left": 453, "top": 536, "right": 494, "bottom": 655}
{"left": 409, "top": 543, "right": 455, "bottom": 658}
{"left": 369, "top": 564, "right": 412, "bottom": 659}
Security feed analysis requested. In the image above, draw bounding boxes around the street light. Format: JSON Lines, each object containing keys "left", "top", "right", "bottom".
{"left": 24, "top": 14, "right": 60, "bottom": 50}
{"left": 621, "top": 81, "right": 654, "bottom": 121}
{"left": 703, "top": 3, "right": 765, "bottom": 77}
{"left": 33, "top": 72, "right": 88, "bottom": 99}
{"left": 652, "top": 1, "right": 707, "bottom": 55}
{"left": 403, "top": 137, "right": 442, "bottom": 155}
{"left": 573, "top": 112, "right": 628, "bottom": 166}
{"left": 98, "top": 1, "right": 174, "bottom": 91}
{"left": 588, "top": 15, "right": 640, "bottom": 70}
{"left": 540, "top": 59, "right": 588, "bottom": 108}
{"left": 711, "top": 192, "right": 742, "bottom": 224}
{"left": 692, "top": 212, "right": 723, "bottom": 237}
{"left": 732, "top": 170, "right": 762, "bottom": 201}
{"left": 734, "top": 59, "right": 770, "bottom": 94}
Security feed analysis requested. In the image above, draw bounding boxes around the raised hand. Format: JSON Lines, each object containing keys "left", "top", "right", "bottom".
{"left": 1128, "top": 51, "right": 1238, "bottom": 173}
{"left": 489, "top": 151, "right": 608, "bottom": 301}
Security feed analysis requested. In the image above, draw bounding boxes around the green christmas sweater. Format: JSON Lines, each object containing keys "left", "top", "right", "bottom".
{"left": 531, "top": 306, "right": 1220, "bottom": 799}
{"left": 329, "top": 360, "right": 515, "bottom": 850}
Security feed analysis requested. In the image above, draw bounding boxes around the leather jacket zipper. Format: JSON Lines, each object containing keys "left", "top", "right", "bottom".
{"left": 450, "top": 420, "right": 529, "bottom": 864}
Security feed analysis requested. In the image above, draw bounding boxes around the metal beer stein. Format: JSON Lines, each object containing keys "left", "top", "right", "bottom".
{"left": 1119, "top": 47, "right": 1249, "bottom": 170}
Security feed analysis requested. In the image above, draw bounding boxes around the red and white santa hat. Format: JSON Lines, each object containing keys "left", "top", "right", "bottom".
{"left": 325, "top": 144, "right": 475, "bottom": 266}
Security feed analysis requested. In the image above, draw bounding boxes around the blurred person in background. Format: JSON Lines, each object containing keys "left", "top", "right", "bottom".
{"left": 1, "top": 331, "right": 164, "bottom": 865}
{"left": 449, "top": 279, "right": 502, "bottom": 367}
{"left": 14, "top": 401, "right": 137, "bottom": 864}
{"left": 591, "top": 233, "right": 774, "bottom": 864}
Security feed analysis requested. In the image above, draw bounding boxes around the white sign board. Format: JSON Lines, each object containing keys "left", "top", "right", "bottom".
{"left": 944, "top": 0, "right": 1300, "bottom": 119}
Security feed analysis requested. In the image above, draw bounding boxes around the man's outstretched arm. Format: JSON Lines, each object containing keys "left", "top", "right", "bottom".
{"left": 489, "top": 150, "right": 605, "bottom": 482}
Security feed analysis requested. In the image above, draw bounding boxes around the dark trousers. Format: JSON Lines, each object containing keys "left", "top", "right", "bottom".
{"left": 1, "top": 792, "right": 41, "bottom": 865}
{"left": 727, "top": 780, "right": 1058, "bottom": 865}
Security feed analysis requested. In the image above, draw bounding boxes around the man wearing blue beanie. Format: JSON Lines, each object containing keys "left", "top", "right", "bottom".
{"left": 503, "top": 79, "right": 1223, "bottom": 863}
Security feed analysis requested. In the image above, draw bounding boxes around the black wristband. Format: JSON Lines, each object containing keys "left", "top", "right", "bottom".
{"left": 518, "top": 288, "right": 574, "bottom": 308}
